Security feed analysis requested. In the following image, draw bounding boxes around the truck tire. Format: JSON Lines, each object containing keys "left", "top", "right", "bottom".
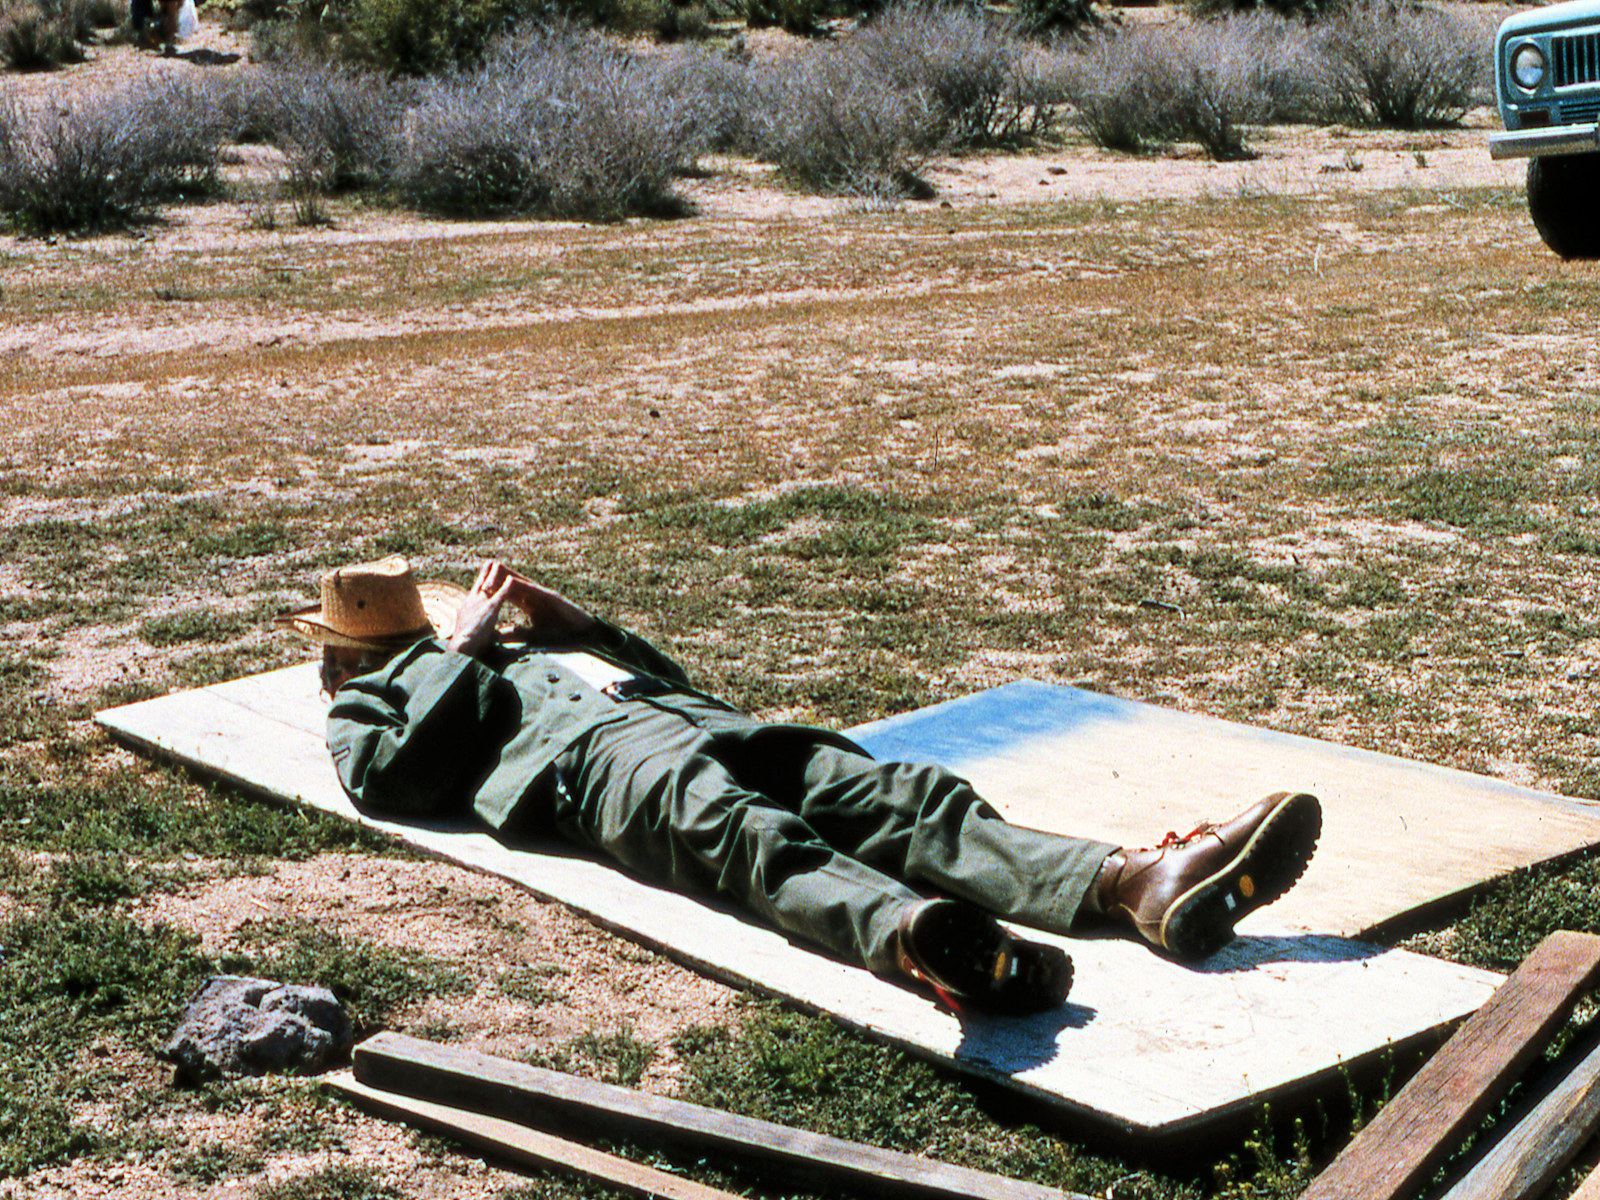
{"left": 1527, "top": 154, "right": 1600, "bottom": 260}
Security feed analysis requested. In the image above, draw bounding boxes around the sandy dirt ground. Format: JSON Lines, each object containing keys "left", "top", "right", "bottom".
{"left": 0, "top": 13, "right": 1569, "bottom": 1200}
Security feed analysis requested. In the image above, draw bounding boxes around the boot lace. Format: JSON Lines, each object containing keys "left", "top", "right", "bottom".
{"left": 1156, "top": 821, "right": 1217, "bottom": 848}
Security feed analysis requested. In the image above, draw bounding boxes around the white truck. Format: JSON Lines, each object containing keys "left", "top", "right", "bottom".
{"left": 1491, "top": 0, "right": 1600, "bottom": 258}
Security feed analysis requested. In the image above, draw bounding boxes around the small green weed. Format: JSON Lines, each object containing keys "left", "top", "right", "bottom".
{"left": 498, "top": 962, "right": 567, "bottom": 1007}
{"left": 1454, "top": 861, "right": 1600, "bottom": 969}
{"left": 227, "top": 918, "right": 469, "bottom": 1033}
{"left": 530, "top": 1029, "right": 656, "bottom": 1088}
{"left": 171, "top": 1141, "right": 267, "bottom": 1184}
{"left": 0, "top": 906, "right": 214, "bottom": 1176}
{"left": 139, "top": 608, "right": 254, "bottom": 647}
{"left": 254, "top": 1164, "right": 400, "bottom": 1200}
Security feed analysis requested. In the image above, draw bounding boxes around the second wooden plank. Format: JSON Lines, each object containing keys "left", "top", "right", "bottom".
{"left": 1302, "top": 931, "right": 1600, "bottom": 1200}
{"left": 327, "top": 1072, "right": 741, "bottom": 1200}
{"left": 353, "top": 1032, "right": 1092, "bottom": 1200}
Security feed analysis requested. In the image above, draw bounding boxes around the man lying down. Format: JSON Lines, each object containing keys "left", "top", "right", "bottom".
{"left": 277, "top": 556, "right": 1322, "bottom": 1016}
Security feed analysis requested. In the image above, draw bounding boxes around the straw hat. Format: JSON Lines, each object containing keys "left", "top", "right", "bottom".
{"left": 273, "top": 556, "right": 466, "bottom": 652}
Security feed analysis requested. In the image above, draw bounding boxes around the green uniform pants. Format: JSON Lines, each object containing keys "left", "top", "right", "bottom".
{"left": 550, "top": 703, "right": 1117, "bottom": 974}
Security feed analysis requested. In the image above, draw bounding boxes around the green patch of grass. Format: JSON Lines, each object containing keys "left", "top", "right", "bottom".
{"left": 0, "top": 596, "right": 75, "bottom": 624}
{"left": 253, "top": 1099, "right": 349, "bottom": 1156}
{"left": 226, "top": 918, "right": 470, "bottom": 1033}
{"left": 674, "top": 1005, "right": 1198, "bottom": 1196}
{"left": 368, "top": 513, "right": 470, "bottom": 557}
{"left": 0, "top": 906, "right": 215, "bottom": 1176}
{"left": 1546, "top": 528, "right": 1600, "bottom": 556}
{"left": 1332, "top": 569, "right": 1407, "bottom": 609}
{"left": 49, "top": 853, "right": 182, "bottom": 906}
{"left": 254, "top": 1164, "right": 400, "bottom": 1200}
{"left": 800, "top": 663, "right": 934, "bottom": 726}
{"left": 171, "top": 1141, "right": 267, "bottom": 1184}
{"left": 1395, "top": 467, "right": 1533, "bottom": 530}
{"left": 139, "top": 608, "right": 256, "bottom": 647}
{"left": 1453, "top": 859, "right": 1600, "bottom": 970}
{"left": 502, "top": 1180, "right": 621, "bottom": 1200}
{"left": 195, "top": 520, "right": 297, "bottom": 560}
{"left": 0, "top": 656, "right": 52, "bottom": 749}
{"left": 634, "top": 485, "right": 930, "bottom": 553}
{"left": 0, "top": 764, "right": 389, "bottom": 861}
{"left": 1056, "top": 491, "right": 1162, "bottom": 532}
{"left": 530, "top": 1029, "right": 657, "bottom": 1088}
{"left": 498, "top": 963, "right": 566, "bottom": 1007}
{"left": 404, "top": 1018, "right": 462, "bottom": 1041}
{"left": 171, "top": 643, "right": 289, "bottom": 688}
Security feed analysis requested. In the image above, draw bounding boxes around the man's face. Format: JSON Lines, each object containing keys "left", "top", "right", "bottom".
{"left": 320, "top": 646, "right": 391, "bottom": 697}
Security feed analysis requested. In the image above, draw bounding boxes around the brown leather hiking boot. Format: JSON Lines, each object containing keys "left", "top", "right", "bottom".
{"left": 1094, "top": 792, "right": 1321, "bottom": 960}
{"left": 894, "top": 899, "right": 1072, "bottom": 1015}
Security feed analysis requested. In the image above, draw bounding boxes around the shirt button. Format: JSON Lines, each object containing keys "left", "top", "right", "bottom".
{"left": 569, "top": 692, "right": 582, "bottom": 702}
{"left": 547, "top": 672, "right": 560, "bottom": 684}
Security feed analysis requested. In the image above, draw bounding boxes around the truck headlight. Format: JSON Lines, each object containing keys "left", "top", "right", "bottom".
{"left": 1512, "top": 43, "right": 1547, "bottom": 91}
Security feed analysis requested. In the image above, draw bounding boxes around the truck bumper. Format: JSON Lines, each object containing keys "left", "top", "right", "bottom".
{"left": 1490, "top": 123, "right": 1600, "bottom": 159}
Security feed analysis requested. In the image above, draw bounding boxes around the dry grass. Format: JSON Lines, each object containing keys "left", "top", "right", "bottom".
{"left": 10, "top": 174, "right": 1600, "bottom": 1197}
{"left": 3, "top": 185, "right": 1586, "bottom": 760}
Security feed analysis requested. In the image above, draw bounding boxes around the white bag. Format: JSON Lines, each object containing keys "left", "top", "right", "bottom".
{"left": 176, "top": 0, "right": 198, "bottom": 39}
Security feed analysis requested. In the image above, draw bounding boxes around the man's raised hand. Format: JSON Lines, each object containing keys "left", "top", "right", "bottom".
{"left": 447, "top": 561, "right": 598, "bottom": 655}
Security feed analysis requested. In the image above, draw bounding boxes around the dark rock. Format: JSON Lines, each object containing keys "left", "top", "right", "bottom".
{"left": 162, "top": 975, "right": 353, "bottom": 1084}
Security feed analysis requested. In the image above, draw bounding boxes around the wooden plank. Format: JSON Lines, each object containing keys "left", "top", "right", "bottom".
{"left": 1437, "top": 1028, "right": 1600, "bottom": 1200}
{"left": 96, "top": 675, "right": 1507, "bottom": 1142}
{"left": 324, "top": 1072, "right": 742, "bottom": 1200}
{"left": 1302, "top": 932, "right": 1600, "bottom": 1200}
{"left": 107, "top": 669, "right": 1600, "bottom": 942}
{"left": 351, "top": 1032, "right": 1093, "bottom": 1200}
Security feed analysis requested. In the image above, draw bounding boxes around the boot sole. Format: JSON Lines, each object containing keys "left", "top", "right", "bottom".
{"left": 1158, "top": 792, "right": 1322, "bottom": 960}
{"left": 903, "top": 900, "right": 1073, "bottom": 1014}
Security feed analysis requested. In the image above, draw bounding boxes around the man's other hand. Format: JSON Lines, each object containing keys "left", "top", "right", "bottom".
{"left": 448, "top": 561, "right": 515, "bottom": 656}
{"left": 498, "top": 565, "right": 598, "bottom": 640}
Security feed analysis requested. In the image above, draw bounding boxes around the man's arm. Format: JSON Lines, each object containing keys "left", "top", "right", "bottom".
{"left": 327, "top": 645, "right": 518, "bottom": 818}
{"left": 455, "top": 561, "right": 695, "bottom": 689}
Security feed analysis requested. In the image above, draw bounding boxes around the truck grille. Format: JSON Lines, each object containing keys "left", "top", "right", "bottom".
{"left": 1553, "top": 31, "right": 1600, "bottom": 87}
{"left": 1561, "top": 96, "right": 1600, "bottom": 122}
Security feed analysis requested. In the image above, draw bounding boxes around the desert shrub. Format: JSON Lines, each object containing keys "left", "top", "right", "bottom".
{"left": 751, "top": 41, "right": 939, "bottom": 197}
{"left": 1188, "top": 0, "right": 1335, "bottom": 21}
{"left": 245, "top": 58, "right": 401, "bottom": 189}
{"left": 650, "top": 41, "right": 761, "bottom": 151}
{"left": 744, "top": 0, "right": 826, "bottom": 36}
{"left": 1059, "top": 31, "right": 1169, "bottom": 152}
{"left": 0, "top": 0, "right": 92, "bottom": 70}
{"left": 342, "top": 0, "right": 546, "bottom": 74}
{"left": 84, "top": 0, "right": 120, "bottom": 26}
{"left": 653, "top": 0, "right": 712, "bottom": 39}
{"left": 1015, "top": 0, "right": 1103, "bottom": 41}
{"left": 228, "top": 0, "right": 341, "bottom": 26}
{"left": 393, "top": 23, "right": 699, "bottom": 218}
{"left": 0, "top": 77, "right": 230, "bottom": 233}
{"left": 1314, "top": 0, "right": 1486, "bottom": 127}
{"left": 1062, "top": 19, "right": 1275, "bottom": 159}
{"left": 848, "top": 3, "right": 1052, "bottom": 148}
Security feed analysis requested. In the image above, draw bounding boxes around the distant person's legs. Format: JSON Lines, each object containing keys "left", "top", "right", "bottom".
{"left": 157, "top": 0, "right": 180, "bottom": 51}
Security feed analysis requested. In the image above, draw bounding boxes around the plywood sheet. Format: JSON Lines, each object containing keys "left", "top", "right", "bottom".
{"left": 852, "top": 681, "right": 1600, "bottom": 939}
{"left": 98, "top": 667, "right": 1507, "bottom": 1141}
